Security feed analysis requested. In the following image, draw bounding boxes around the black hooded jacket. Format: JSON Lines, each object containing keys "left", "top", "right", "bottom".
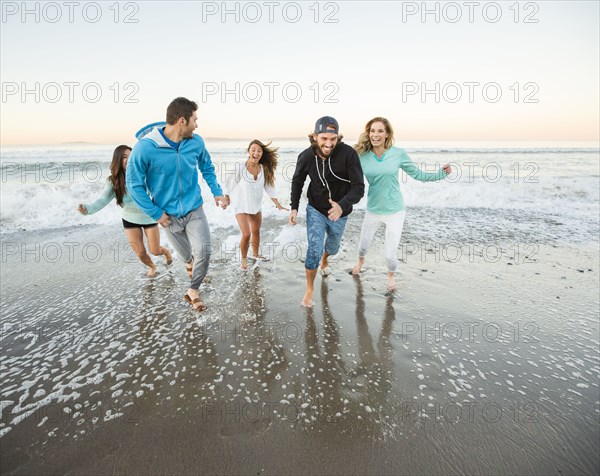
{"left": 290, "top": 142, "right": 365, "bottom": 217}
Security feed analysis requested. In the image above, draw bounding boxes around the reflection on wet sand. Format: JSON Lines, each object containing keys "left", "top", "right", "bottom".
{"left": 196, "top": 271, "right": 291, "bottom": 437}
{"left": 296, "top": 278, "right": 402, "bottom": 438}
{"left": 301, "top": 281, "right": 345, "bottom": 427}
{"left": 352, "top": 276, "right": 395, "bottom": 401}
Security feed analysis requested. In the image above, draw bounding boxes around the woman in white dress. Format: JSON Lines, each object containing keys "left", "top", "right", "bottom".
{"left": 224, "top": 140, "right": 288, "bottom": 270}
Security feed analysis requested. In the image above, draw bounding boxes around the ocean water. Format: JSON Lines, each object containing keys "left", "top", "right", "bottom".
{"left": 1, "top": 141, "right": 599, "bottom": 244}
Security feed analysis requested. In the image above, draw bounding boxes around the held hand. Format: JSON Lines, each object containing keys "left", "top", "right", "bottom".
{"left": 273, "top": 199, "right": 289, "bottom": 211}
{"left": 158, "top": 212, "right": 171, "bottom": 228}
{"left": 442, "top": 163, "right": 452, "bottom": 175}
{"left": 289, "top": 209, "right": 298, "bottom": 226}
{"left": 215, "top": 195, "right": 228, "bottom": 209}
{"left": 77, "top": 204, "right": 88, "bottom": 215}
{"left": 327, "top": 199, "right": 343, "bottom": 221}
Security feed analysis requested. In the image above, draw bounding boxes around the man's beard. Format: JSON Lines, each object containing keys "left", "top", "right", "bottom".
{"left": 314, "top": 143, "right": 336, "bottom": 159}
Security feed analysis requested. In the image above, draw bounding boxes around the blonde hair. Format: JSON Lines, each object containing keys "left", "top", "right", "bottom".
{"left": 354, "top": 117, "right": 395, "bottom": 155}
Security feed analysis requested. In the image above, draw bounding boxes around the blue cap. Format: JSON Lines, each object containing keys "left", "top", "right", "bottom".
{"left": 314, "top": 116, "right": 339, "bottom": 134}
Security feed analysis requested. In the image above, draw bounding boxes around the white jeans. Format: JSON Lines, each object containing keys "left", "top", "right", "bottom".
{"left": 357, "top": 210, "right": 406, "bottom": 273}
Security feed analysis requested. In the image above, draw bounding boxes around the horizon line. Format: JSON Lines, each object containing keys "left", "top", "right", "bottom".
{"left": 1, "top": 139, "right": 599, "bottom": 148}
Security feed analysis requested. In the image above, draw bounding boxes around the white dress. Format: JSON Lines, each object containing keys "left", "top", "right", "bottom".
{"left": 224, "top": 161, "right": 278, "bottom": 215}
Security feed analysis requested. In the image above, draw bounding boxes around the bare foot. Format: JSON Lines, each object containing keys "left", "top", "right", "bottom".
{"left": 240, "top": 258, "right": 248, "bottom": 271}
{"left": 301, "top": 290, "right": 314, "bottom": 308}
{"left": 387, "top": 274, "right": 397, "bottom": 291}
{"left": 351, "top": 258, "right": 364, "bottom": 275}
{"left": 147, "top": 265, "right": 157, "bottom": 278}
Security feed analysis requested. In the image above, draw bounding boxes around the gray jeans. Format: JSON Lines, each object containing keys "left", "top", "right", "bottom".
{"left": 163, "top": 206, "right": 211, "bottom": 290}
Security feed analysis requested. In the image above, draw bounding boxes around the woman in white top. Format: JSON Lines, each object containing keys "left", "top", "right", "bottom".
{"left": 224, "top": 140, "right": 288, "bottom": 270}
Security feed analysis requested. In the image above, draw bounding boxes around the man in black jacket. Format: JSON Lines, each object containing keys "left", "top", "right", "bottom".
{"left": 289, "top": 116, "right": 365, "bottom": 307}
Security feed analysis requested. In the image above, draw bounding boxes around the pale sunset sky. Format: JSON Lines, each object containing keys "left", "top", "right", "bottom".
{"left": 1, "top": 0, "right": 598, "bottom": 146}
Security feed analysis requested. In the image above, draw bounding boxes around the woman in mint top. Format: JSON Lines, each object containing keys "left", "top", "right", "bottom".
{"left": 77, "top": 145, "right": 172, "bottom": 277}
{"left": 351, "top": 117, "right": 451, "bottom": 291}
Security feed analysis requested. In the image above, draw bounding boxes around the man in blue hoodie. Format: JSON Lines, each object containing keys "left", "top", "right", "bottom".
{"left": 126, "top": 97, "right": 228, "bottom": 312}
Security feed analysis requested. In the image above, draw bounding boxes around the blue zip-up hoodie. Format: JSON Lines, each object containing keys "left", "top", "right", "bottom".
{"left": 126, "top": 123, "right": 223, "bottom": 220}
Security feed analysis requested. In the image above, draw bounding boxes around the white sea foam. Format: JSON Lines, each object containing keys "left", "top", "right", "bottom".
{"left": 1, "top": 143, "right": 598, "bottom": 234}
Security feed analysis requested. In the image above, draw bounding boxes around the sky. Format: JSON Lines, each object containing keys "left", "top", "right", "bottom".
{"left": 1, "top": 0, "right": 599, "bottom": 145}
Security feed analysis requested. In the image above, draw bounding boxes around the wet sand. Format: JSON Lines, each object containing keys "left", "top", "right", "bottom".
{"left": 1, "top": 209, "right": 599, "bottom": 475}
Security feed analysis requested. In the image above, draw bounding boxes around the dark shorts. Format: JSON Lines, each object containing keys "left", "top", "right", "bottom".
{"left": 122, "top": 219, "right": 158, "bottom": 230}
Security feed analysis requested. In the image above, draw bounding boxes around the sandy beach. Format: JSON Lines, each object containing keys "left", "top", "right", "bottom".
{"left": 1, "top": 205, "right": 598, "bottom": 475}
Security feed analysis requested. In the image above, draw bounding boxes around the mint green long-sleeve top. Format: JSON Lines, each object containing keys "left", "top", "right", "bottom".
{"left": 359, "top": 146, "right": 447, "bottom": 215}
{"left": 83, "top": 181, "right": 156, "bottom": 225}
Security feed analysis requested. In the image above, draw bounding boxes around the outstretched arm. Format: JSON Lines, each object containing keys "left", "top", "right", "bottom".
{"left": 264, "top": 180, "right": 287, "bottom": 210}
{"left": 79, "top": 181, "right": 115, "bottom": 215}
{"left": 400, "top": 150, "right": 449, "bottom": 182}
{"left": 270, "top": 197, "right": 289, "bottom": 211}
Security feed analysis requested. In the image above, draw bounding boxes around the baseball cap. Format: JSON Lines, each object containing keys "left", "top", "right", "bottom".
{"left": 314, "top": 116, "right": 339, "bottom": 134}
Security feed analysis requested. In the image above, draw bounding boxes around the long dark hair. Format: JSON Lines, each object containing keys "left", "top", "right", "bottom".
{"left": 109, "top": 145, "right": 131, "bottom": 207}
{"left": 248, "top": 140, "right": 279, "bottom": 187}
